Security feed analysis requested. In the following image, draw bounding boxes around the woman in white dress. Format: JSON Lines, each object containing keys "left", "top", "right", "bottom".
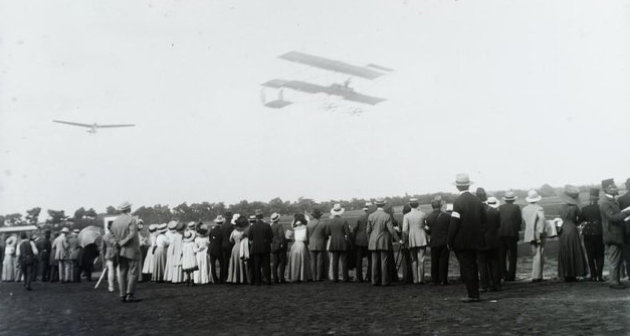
{"left": 152, "top": 224, "right": 169, "bottom": 282}
{"left": 141, "top": 225, "right": 157, "bottom": 278}
{"left": 170, "top": 222, "right": 185, "bottom": 284}
{"left": 2, "top": 235, "right": 17, "bottom": 282}
{"left": 193, "top": 225, "right": 211, "bottom": 285}
{"left": 181, "top": 230, "right": 198, "bottom": 286}
{"left": 289, "top": 214, "right": 312, "bottom": 282}
{"left": 163, "top": 221, "right": 177, "bottom": 282}
{"left": 227, "top": 215, "right": 250, "bottom": 284}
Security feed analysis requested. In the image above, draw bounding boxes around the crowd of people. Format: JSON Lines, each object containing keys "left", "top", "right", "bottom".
{"left": 2, "top": 175, "right": 630, "bottom": 303}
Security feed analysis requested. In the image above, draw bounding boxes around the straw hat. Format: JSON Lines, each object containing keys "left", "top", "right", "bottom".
{"left": 117, "top": 201, "right": 132, "bottom": 211}
{"left": 330, "top": 203, "right": 345, "bottom": 216}
{"left": 487, "top": 197, "right": 500, "bottom": 209}
{"left": 214, "top": 215, "right": 226, "bottom": 224}
{"left": 148, "top": 224, "right": 157, "bottom": 232}
{"left": 503, "top": 191, "right": 517, "bottom": 201}
{"left": 526, "top": 189, "right": 542, "bottom": 203}
{"left": 270, "top": 213, "right": 280, "bottom": 223}
{"left": 157, "top": 223, "right": 168, "bottom": 233}
{"left": 454, "top": 173, "right": 472, "bottom": 187}
{"left": 375, "top": 198, "right": 386, "bottom": 206}
{"left": 167, "top": 220, "right": 178, "bottom": 230}
{"left": 187, "top": 221, "right": 197, "bottom": 229}
{"left": 183, "top": 230, "right": 196, "bottom": 242}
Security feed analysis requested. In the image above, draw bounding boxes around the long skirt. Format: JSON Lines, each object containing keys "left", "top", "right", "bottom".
{"left": 289, "top": 241, "right": 311, "bottom": 282}
{"left": 163, "top": 245, "right": 173, "bottom": 282}
{"left": 2, "top": 255, "right": 15, "bottom": 281}
{"left": 152, "top": 247, "right": 167, "bottom": 282}
{"left": 171, "top": 262, "right": 184, "bottom": 283}
{"left": 142, "top": 246, "right": 155, "bottom": 275}
{"left": 182, "top": 244, "right": 198, "bottom": 273}
{"left": 558, "top": 222, "right": 586, "bottom": 278}
{"left": 227, "top": 245, "right": 248, "bottom": 284}
{"left": 194, "top": 252, "right": 211, "bottom": 284}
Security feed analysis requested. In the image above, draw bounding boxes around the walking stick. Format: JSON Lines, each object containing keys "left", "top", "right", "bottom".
{"left": 94, "top": 267, "right": 106, "bottom": 289}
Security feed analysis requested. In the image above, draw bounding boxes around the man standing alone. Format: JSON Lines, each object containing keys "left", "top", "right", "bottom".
{"left": 498, "top": 191, "right": 521, "bottom": 282}
{"left": 110, "top": 202, "right": 141, "bottom": 302}
{"left": 447, "top": 174, "right": 485, "bottom": 302}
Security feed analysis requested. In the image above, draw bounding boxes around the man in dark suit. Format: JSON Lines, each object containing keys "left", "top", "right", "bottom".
{"left": 270, "top": 213, "right": 288, "bottom": 283}
{"left": 581, "top": 188, "right": 604, "bottom": 281}
{"left": 36, "top": 230, "right": 52, "bottom": 282}
{"left": 248, "top": 210, "right": 273, "bottom": 285}
{"left": 600, "top": 178, "right": 630, "bottom": 289}
{"left": 477, "top": 192, "right": 501, "bottom": 292}
{"left": 426, "top": 199, "right": 450, "bottom": 286}
{"left": 447, "top": 174, "right": 486, "bottom": 302}
{"left": 352, "top": 204, "right": 371, "bottom": 282}
{"left": 307, "top": 209, "right": 327, "bottom": 281}
{"left": 209, "top": 216, "right": 224, "bottom": 283}
{"left": 618, "top": 178, "right": 630, "bottom": 279}
{"left": 220, "top": 211, "right": 234, "bottom": 283}
{"left": 498, "top": 191, "right": 522, "bottom": 281}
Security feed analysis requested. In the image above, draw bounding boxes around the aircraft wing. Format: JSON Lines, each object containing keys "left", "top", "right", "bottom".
{"left": 262, "top": 79, "right": 327, "bottom": 94}
{"left": 338, "top": 91, "right": 386, "bottom": 105}
{"left": 53, "top": 120, "right": 93, "bottom": 128}
{"left": 279, "top": 51, "right": 385, "bottom": 80}
{"left": 262, "top": 79, "right": 385, "bottom": 105}
{"left": 97, "top": 124, "right": 135, "bottom": 128}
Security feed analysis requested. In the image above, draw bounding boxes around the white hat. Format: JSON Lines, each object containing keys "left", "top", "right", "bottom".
{"left": 526, "top": 189, "right": 542, "bottom": 203}
{"left": 117, "top": 201, "right": 132, "bottom": 211}
{"left": 454, "top": 173, "right": 473, "bottom": 187}
{"left": 157, "top": 223, "right": 168, "bottom": 233}
{"left": 487, "top": 197, "right": 500, "bottom": 209}
{"left": 409, "top": 198, "right": 419, "bottom": 203}
{"left": 231, "top": 214, "right": 241, "bottom": 225}
{"left": 187, "top": 221, "right": 197, "bottom": 229}
{"left": 167, "top": 221, "right": 178, "bottom": 230}
{"left": 214, "top": 215, "right": 225, "bottom": 224}
{"left": 270, "top": 213, "right": 280, "bottom": 222}
{"left": 330, "top": 203, "right": 345, "bottom": 216}
{"left": 445, "top": 203, "right": 454, "bottom": 212}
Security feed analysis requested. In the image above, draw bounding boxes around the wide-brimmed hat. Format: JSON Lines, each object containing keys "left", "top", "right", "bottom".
{"left": 526, "top": 189, "right": 542, "bottom": 203}
{"left": 375, "top": 198, "right": 386, "bottom": 206}
{"left": 187, "top": 221, "right": 197, "bottom": 229}
{"left": 117, "top": 201, "right": 132, "bottom": 211}
{"left": 487, "top": 197, "right": 500, "bottom": 209}
{"left": 167, "top": 220, "right": 178, "bottom": 230}
{"left": 231, "top": 214, "right": 241, "bottom": 225}
{"left": 561, "top": 185, "right": 580, "bottom": 205}
{"left": 157, "top": 223, "right": 168, "bottom": 233}
{"left": 72, "top": 229, "right": 80, "bottom": 234}
{"left": 183, "top": 230, "right": 196, "bottom": 242}
{"left": 503, "top": 191, "right": 517, "bottom": 201}
{"left": 270, "top": 213, "right": 280, "bottom": 223}
{"left": 589, "top": 188, "right": 600, "bottom": 201}
{"left": 214, "top": 215, "right": 225, "bottom": 224}
{"left": 197, "top": 223, "right": 209, "bottom": 235}
{"left": 454, "top": 173, "right": 472, "bottom": 187}
{"left": 248, "top": 215, "right": 257, "bottom": 223}
{"left": 148, "top": 224, "right": 157, "bottom": 232}
{"left": 330, "top": 203, "right": 345, "bottom": 216}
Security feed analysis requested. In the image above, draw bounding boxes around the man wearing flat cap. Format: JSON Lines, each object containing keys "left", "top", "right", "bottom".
{"left": 110, "top": 202, "right": 141, "bottom": 302}
{"left": 447, "top": 174, "right": 485, "bottom": 302}
{"left": 599, "top": 179, "right": 630, "bottom": 289}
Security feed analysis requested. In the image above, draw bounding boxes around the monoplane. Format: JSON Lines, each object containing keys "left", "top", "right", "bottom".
{"left": 261, "top": 51, "right": 391, "bottom": 109}
{"left": 53, "top": 120, "right": 135, "bottom": 134}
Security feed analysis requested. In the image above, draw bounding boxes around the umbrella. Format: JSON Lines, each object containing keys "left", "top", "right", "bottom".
{"left": 78, "top": 225, "right": 103, "bottom": 247}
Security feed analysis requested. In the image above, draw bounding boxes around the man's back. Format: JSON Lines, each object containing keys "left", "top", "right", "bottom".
{"left": 249, "top": 220, "right": 272, "bottom": 255}
{"left": 111, "top": 213, "right": 140, "bottom": 259}
{"left": 426, "top": 210, "right": 450, "bottom": 247}
{"left": 448, "top": 192, "right": 485, "bottom": 250}
{"left": 354, "top": 213, "right": 369, "bottom": 247}
{"left": 498, "top": 203, "right": 521, "bottom": 237}
{"left": 367, "top": 210, "right": 396, "bottom": 251}
{"left": 307, "top": 218, "right": 327, "bottom": 251}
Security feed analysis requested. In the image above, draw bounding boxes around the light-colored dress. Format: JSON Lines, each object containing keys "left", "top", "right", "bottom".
{"left": 170, "top": 232, "right": 184, "bottom": 283}
{"left": 193, "top": 236, "right": 211, "bottom": 284}
{"left": 289, "top": 225, "right": 311, "bottom": 282}
{"left": 163, "top": 230, "right": 174, "bottom": 282}
{"left": 182, "top": 239, "right": 198, "bottom": 273}
{"left": 227, "top": 230, "right": 248, "bottom": 284}
{"left": 142, "top": 234, "right": 157, "bottom": 275}
{"left": 2, "top": 236, "right": 17, "bottom": 281}
{"left": 152, "top": 233, "right": 168, "bottom": 282}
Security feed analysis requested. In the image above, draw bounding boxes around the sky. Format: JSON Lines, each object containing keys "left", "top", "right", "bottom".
{"left": 1, "top": 0, "right": 629, "bottom": 217}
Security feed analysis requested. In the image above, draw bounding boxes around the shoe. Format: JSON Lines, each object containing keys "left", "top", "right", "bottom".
{"left": 461, "top": 297, "right": 480, "bottom": 303}
{"left": 26, "top": 287, "right": 32, "bottom": 291}
{"left": 609, "top": 284, "right": 626, "bottom": 290}
{"left": 125, "top": 294, "right": 141, "bottom": 302}
{"left": 120, "top": 296, "right": 127, "bottom": 303}
{"left": 108, "top": 287, "right": 114, "bottom": 292}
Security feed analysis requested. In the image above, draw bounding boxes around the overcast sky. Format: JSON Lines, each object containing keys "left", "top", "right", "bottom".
{"left": 1, "top": 0, "right": 629, "bottom": 217}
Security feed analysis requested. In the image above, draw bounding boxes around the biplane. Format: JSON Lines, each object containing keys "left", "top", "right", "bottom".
{"left": 261, "top": 51, "right": 391, "bottom": 109}
{"left": 53, "top": 120, "right": 135, "bottom": 134}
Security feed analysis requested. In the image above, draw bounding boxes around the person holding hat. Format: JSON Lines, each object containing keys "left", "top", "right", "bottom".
{"left": 269, "top": 213, "right": 288, "bottom": 284}
{"left": 497, "top": 190, "right": 521, "bottom": 282}
{"left": 52, "top": 228, "right": 69, "bottom": 283}
{"left": 426, "top": 199, "right": 451, "bottom": 286}
{"left": 209, "top": 216, "right": 224, "bottom": 283}
{"left": 402, "top": 198, "right": 428, "bottom": 284}
{"left": 325, "top": 204, "right": 351, "bottom": 282}
{"left": 367, "top": 198, "right": 402, "bottom": 286}
{"left": 110, "top": 202, "right": 141, "bottom": 302}
{"left": 248, "top": 210, "right": 273, "bottom": 286}
{"left": 581, "top": 188, "right": 604, "bottom": 281}
{"left": 307, "top": 209, "right": 328, "bottom": 281}
{"left": 522, "top": 189, "right": 546, "bottom": 283}
{"left": 557, "top": 185, "right": 586, "bottom": 282}
{"left": 447, "top": 174, "right": 486, "bottom": 302}
{"left": 599, "top": 178, "right": 630, "bottom": 289}
{"left": 476, "top": 190, "right": 502, "bottom": 292}
{"left": 351, "top": 204, "right": 372, "bottom": 282}
{"left": 618, "top": 178, "right": 630, "bottom": 280}
{"left": 151, "top": 224, "right": 169, "bottom": 282}
{"left": 288, "top": 214, "right": 312, "bottom": 282}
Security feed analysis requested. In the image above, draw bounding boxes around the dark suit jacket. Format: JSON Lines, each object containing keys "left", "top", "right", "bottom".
{"left": 209, "top": 225, "right": 223, "bottom": 256}
{"left": 599, "top": 196, "right": 627, "bottom": 246}
{"left": 426, "top": 210, "right": 450, "bottom": 247}
{"left": 448, "top": 191, "right": 486, "bottom": 251}
{"left": 221, "top": 221, "right": 234, "bottom": 250}
{"left": 248, "top": 220, "right": 273, "bottom": 255}
{"left": 307, "top": 219, "right": 327, "bottom": 251}
{"left": 498, "top": 203, "right": 522, "bottom": 238}
{"left": 618, "top": 192, "right": 630, "bottom": 239}
{"left": 326, "top": 217, "right": 350, "bottom": 252}
{"left": 271, "top": 222, "right": 287, "bottom": 252}
{"left": 353, "top": 213, "right": 369, "bottom": 247}
{"left": 480, "top": 205, "right": 500, "bottom": 250}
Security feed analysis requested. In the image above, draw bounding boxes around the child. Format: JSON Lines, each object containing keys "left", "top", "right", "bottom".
{"left": 182, "top": 230, "right": 198, "bottom": 286}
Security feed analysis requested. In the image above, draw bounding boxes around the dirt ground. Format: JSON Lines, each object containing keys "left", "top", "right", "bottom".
{"left": 1, "top": 245, "right": 629, "bottom": 336}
